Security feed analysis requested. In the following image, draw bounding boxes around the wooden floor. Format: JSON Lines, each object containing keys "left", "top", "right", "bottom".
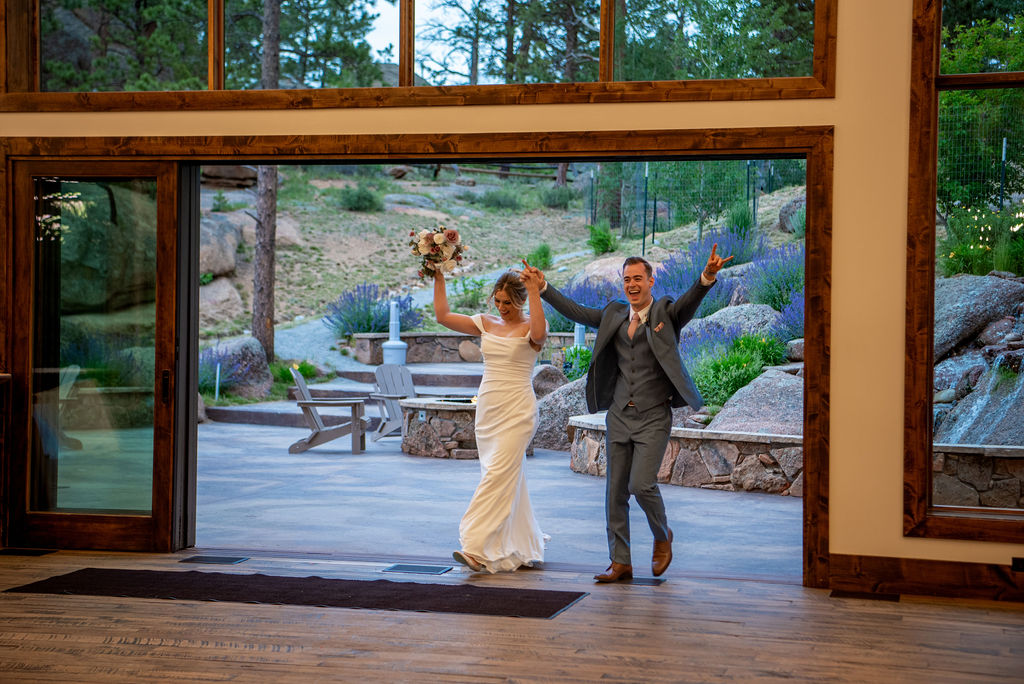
{"left": 1, "top": 550, "right": 1022, "bottom": 683}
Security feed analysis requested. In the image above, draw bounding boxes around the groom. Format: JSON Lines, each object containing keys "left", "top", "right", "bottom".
{"left": 522, "top": 245, "right": 732, "bottom": 582}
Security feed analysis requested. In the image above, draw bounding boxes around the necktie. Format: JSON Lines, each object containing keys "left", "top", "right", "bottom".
{"left": 628, "top": 311, "right": 640, "bottom": 339}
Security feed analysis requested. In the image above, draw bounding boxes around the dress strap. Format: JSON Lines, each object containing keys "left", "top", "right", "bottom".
{"left": 470, "top": 313, "right": 486, "bottom": 333}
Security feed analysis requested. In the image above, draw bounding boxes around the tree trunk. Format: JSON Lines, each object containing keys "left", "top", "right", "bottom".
{"left": 254, "top": 0, "right": 281, "bottom": 363}
{"left": 556, "top": 162, "right": 569, "bottom": 187}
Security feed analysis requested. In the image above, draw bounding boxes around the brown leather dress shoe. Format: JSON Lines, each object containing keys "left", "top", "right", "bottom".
{"left": 594, "top": 562, "right": 633, "bottom": 583}
{"left": 652, "top": 528, "right": 673, "bottom": 576}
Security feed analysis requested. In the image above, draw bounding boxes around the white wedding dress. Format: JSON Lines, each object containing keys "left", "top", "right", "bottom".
{"left": 458, "top": 314, "right": 547, "bottom": 572}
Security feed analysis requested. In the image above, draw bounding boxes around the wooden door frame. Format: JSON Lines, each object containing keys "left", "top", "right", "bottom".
{"left": 5, "top": 159, "right": 180, "bottom": 552}
{"left": 0, "top": 127, "right": 833, "bottom": 586}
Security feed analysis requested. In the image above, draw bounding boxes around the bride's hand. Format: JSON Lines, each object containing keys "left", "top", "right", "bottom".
{"left": 521, "top": 259, "right": 543, "bottom": 293}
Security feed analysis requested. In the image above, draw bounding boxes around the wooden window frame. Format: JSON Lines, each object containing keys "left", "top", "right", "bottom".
{"left": 0, "top": 126, "right": 834, "bottom": 585}
{"left": 0, "top": 0, "right": 837, "bottom": 111}
{"left": 904, "top": 0, "right": 1024, "bottom": 544}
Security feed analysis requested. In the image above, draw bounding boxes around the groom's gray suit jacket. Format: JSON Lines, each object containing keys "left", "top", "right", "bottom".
{"left": 541, "top": 278, "right": 712, "bottom": 414}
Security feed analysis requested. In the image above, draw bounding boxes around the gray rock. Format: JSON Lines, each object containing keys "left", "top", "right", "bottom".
{"left": 671, "top": 447, "right": 712, "bottom": 487}
{"left": 786, "top": 338, "right": 805, "bottom": 362}
{"left": 787, "top": 471, "right": 804, "bottom": 497}
{"left": 778, "top": 194, "right": 806, "bottom": 233}
{"left": 977, "top": 316, "right": 1017, "bottom": 346}
{"left": 772, "top": 446, "right": 803, "bottom": 479}
{"left": 934, "top": 275, "right": 1024, "bottom": 359}
{"left": 933, "top": 362, "right": 1024, "bottom": 445}
{"left": 957, "top": 453, "right": 993, "bottom": 491}
{"left": 933, "top": 388, "right": 955, "bottom": 404}
{"left": 534, "top": 378, "right": 588, "bottom": 450}
{"left": 199, "top": 213, "right": 241, "bottom": 277}
{"left": 934, "top": 351, "right": 987, "bottom": 391}
{"left": 979, "top": 478, "right": 1020, "bottom": 508}
{"left": 214, "top": 336, "right": 273, "bottom": 399}
{"left": 932, "top": 473, "right": 980, "bottom": 506}
{"left": 197, "top": 393, "right": 209, "bottom": 423}
{"left": 730, "top": 454, "right": 789, "bottom": 493}
{"left": 705, "top": 369, "right": 803, "bottom": 436}
{"left": 199, "top": 278, "right": 244, "bottom": 329}
{"left": 458, "top": 340, "right": 482, "bottom": 362}
{"left": 687, "top": 304, "right": 782, "bottom": 340}
{"left": 532, "top": 364, "right": 568, "bottom": 399}
{"left": 697, "top": 440, "right": 739, "bottom": 478}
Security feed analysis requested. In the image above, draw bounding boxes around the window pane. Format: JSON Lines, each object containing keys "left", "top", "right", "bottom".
{"left": 615, "top": 0, "right": 815, "bottom": 81}
{"left": 31, "top": 179, "right": 157, "bottom": 514}
{"left": 941, "top": 2, "right": 1024, "bottom": 75}
{"left": 414, "top": 0, "right": 599, "bottom": 85}
{"left": 40, "top": 0, "right": 207, "bottom": 92}
{"left": 933, "top": 88, "right": 1024, "bottom": 511}
{"left": 225, "top": 0, "right": 398, "bottom": 89}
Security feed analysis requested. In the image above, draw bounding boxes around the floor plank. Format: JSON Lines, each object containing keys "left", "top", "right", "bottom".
{"left": 1, "top": 550, "right": 1022, "bottom": 682}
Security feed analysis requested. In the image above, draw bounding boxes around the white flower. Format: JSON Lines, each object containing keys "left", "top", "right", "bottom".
{"left": 441, "top": 259, "right": 457, "bottom": 272}
{"left": 419, "top": 238, "right": 432, "bottom": 252}
{"left": 418, "top": 229, "right": 431, "bottom": 239}
{"left": 441, "top": 244, "right": 455, "bottom": 259}
{"left": 433, "top": 232, "right": 446, "bottom": 245}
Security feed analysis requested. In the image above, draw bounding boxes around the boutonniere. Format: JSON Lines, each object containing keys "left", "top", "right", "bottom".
{"left": 653, "top": 321, "right": 665, "bottom": 332}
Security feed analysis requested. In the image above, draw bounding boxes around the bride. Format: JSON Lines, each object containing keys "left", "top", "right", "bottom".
{"left": 431, "top": 265, "right": 548, "bottom": 572}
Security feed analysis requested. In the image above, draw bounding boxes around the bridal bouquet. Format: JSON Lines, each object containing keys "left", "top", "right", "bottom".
{"left": 409, "top": 224, "right": 467, "bottom": 279}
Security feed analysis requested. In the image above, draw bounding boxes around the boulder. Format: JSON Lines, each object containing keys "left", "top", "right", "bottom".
{"left": 977, "top": 316, "right": 1017, "bottom": 346}
{"left": 933, "top": 361, "right": 1024, "bottom": 445}
{"left": 532, "top": 364, "right": 568, "bottom": 399}
{"left": 212, "top": 336, "right": 273, "bottom": 399}
{"left": 201, "top": 165, "right": 257, "bottom": 188}
{"left": 705, "top": 369, "right": 804, "bottom": 436}
{"left": 199, "top": 277, "right": 244, "bottom": 328}
{"left": 197, "top": 393, "right": 209, "bottom": 423}
{"left": 786, "top": 338, "right": 805, "bottom": 362}
{"left": 458, "top": 340, "right": 482, "bottom": 362}
{"left": 934, "top": 275, "right": 1024, "bottom": 359}
{"left": 534, "top": 378, "right": 588, "bottom": 450}
{"left": 687, "top": 303, "right": 782, "bottom": 341}
{"left": 199, "top": 214, "right": 241, "bottom": 277}
{"left": 934, "top": 351, "right": 987, "bottom": 391}
{"left": 778, "top": 193, "right": 806, "bottom": 233}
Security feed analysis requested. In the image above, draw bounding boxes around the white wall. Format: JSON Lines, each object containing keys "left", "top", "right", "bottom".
{"left": 3, "top": 0, "right": 1022, "bottom": 565}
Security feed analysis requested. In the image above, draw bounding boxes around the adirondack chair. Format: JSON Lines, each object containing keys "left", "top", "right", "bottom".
{"left": 368, "top": 364, "right": 417, "bottom": 441}
{"left": 288, "top": 367, "right": 368, "bottom": 454}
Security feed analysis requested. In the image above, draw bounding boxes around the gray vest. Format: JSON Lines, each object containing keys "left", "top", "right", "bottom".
{"left": 611, "top": 314, "right": 676, "bottom": 411}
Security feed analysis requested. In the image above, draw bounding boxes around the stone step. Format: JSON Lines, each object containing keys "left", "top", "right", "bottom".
{"left": 205, "top": 400, "right": 383, "bottom": 430}
{"left": 298, "top": 379, "right": 478, "bottom": 400}
{"left": 336, "top": 362, "right": 484, "bottom": 388}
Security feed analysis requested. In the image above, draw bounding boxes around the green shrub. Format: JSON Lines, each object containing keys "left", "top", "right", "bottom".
{"left": 586, "top": 221, "right": 618, "bottom": 255}
{"left": 939, "top": 204, "right": 1024, "bottom": 277}
{"left": 269, "top": 360, "right": 318, "bottom": 384}
{"left": 563, "top": 346, "right": 593, "bottom": 381}
{"left": 727, "top": 201, "right": 754, "bottom": 240}
{"left": 211, "top": 190, "right": 231, "bottom": 212}
{"left": 786, "top": 206, "right": 806, "bottom": 239}
{"left": 450, "top": 276, "right": 489, "bottom": 311}
{"left": 481, "top": 188, "right": 521, "bottom": 210}
{"left": 323, "top": 185, "right": 384, "bottom": 212}
{"left": 693, "top": 348, "right": 763, "bottom": 407}
{"left": 691, "top": 333, "right": 785, "bottom": 407}
{"left": 541, "top": 185, "right": 577, "bottom": 209}
{"left": 199, "top": 272, "right": 214, "bottom": 286}
{"left": 526, "top": 243, "right": 553, "bottom": 270}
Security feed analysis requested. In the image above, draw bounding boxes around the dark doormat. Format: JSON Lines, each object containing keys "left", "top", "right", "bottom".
{"left": 5, "top": 568, "right": 588, "bottom": 619}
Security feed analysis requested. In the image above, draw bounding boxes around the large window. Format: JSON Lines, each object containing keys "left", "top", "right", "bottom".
{"left": 905, "top": 0, "right": 1024, "bottom": 542}
{"left": 10, "top": 0, "right": 835, "bottom": 105}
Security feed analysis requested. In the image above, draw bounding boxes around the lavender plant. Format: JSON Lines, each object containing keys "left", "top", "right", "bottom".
{"left": 323, "top": 282, "right": 423, "bottom": 337}
{"left": 746, "top": 243, "right": 805, "bottom": 311}
{"left": 678, "top": 322, "right": 743, "bottom": 366}
{"left": 197, "top": 344, "right": 252, "bottom": 394}
{"left": 771, "top": 289, "right": 805, "bottom": 342}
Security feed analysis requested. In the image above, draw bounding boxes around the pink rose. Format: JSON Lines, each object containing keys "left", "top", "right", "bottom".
{"left": 444, "top": 228, "right": 459, "bottom": 244}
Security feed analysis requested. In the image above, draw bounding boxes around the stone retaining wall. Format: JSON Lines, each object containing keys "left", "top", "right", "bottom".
{"left": 354, "top": 331, "right": 594, "bottom": 365}
{"left": 567, "top": 414, "right": 804, "bottom": 496}
{"left": 932, "top": 444, "right": 1024, "bottom": 509}
{"left": 399, "top": 397, "right": 537, "bottom": 459}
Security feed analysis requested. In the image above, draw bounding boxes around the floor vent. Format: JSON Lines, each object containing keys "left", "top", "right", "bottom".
{"left": 179, "top": 555, "right": 249, "bottom": 565}
{"left": 383, "top": 564, "right": 452, "bottom": 575}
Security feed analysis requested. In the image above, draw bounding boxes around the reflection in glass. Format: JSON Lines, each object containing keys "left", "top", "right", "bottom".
{"left": 932, "top": 87, "right": 1024, "bottom": 510}
{"left": 941, "top": 2, "right": 1023, "bottom": 75}
{"left": 40, "top": 0, "right": 207, "bottom": 92}
{"left": 414, "top": 0, "right": 599, "bottom": 85}
{"left": 225, "top": 0, "right": 397, "bottom": 89}
{"left": 614, "top": 0, "right": 814, "bottom": 81}
{"left": 31, "top": 179, "right": 157, "bottom": 514}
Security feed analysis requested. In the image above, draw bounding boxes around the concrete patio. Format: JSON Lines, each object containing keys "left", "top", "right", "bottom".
{"left": 197, "top": 421, "right": 803, "bottom": 583}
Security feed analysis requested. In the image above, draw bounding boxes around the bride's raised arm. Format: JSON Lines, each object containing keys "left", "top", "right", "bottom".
{"left": 432, "top": 269, "right": 479, "bottom": 336}
{"left": 522, "top": 262, "right": 548, "bottom": 351}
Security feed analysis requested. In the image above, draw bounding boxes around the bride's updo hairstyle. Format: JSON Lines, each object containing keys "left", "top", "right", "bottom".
{"left": 490, "top": 270, "right": 528, "bottom": 309}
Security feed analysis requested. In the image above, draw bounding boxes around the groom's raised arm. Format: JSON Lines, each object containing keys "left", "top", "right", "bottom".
{"left": 521, "top": 263, "right": 604, "bottom": 329}
{"left": 666, "top": 243, "right": 733, "bottom": 324}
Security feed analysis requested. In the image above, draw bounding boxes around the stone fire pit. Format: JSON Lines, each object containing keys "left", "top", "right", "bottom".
{"left": 399, "top": 397, "right": 534, "bottom": 459}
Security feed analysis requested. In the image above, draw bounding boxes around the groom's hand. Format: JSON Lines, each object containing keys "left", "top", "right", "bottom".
{"left": 703, "top": 243, "right": 734, "bottom": 280}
